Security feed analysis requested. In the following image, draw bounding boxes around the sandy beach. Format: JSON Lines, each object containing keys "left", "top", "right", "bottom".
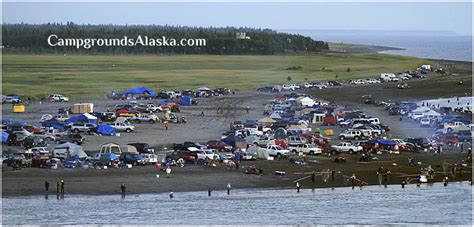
{"left": 2, "top": 59, "right": 472, "bottom": 197}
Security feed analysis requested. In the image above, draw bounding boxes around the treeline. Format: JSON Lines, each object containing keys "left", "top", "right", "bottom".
{"left": 2, "top": 23, "right": 329, "bottom": 55}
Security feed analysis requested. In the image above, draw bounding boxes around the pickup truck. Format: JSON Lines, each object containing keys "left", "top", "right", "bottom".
{"left": 332, "top": 142, "right": 363, "bottom": 154}
{"left": 264, "top": 145, "right": 290, "bottom": 158}
{"left": 110, "top": 122, "right": 135, "bottom": 132}
{"left": 145, "top": 104, "right": 163, "bottom": 113}
{"left": 56, "top": 133, "right": 85, "bottom": 145}
{"left": 129, "top": 114, "right": 159, "bottom": 124}
{"left": 28, "top": 147, "right": 50, "bottom": 154}
{"left": 444, "top": 122, "right": 470, "bottom": 132}
{"left": 288, "top": 144, "right": 322, "bottom": 155}
{"left": 68, "top": 123, "right": 97, "bottom": 133}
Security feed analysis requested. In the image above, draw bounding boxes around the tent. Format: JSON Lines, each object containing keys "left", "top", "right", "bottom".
{"left": 53, "top": 142, "right": 88, "bottom": 159}
{"left": 258, "top": 117, "right": 277, "bottom": 125}
{"left": 180, "top": 96, "right": 192, "bottom": 106}
{"left": 65, "top": 113, "right": 98, "bottom": 124}
{"left": 2, "top": 132, "right": 9, "bottom": 144}
{"left": 244, "top": 135, "right": 260, "bottom": 144}
{"left": 121, "top": 87, "right": 156, "bottom": 97}
{"left": 100, "top": 143, "right": 122, "bottom": 155}
{"left": 299, "top": 97, "right": 316, "bottom": 107}
{"left": 41, "top": 119, "right": 65, "bottom": 130}
{"left": 247, "top": 145, "right": 270, "bottom": 160}
{"left": 270, "top": 112, "right": 282, "bottom": 119}
{"left": 287, "top": 124, "right": 311, "bottom": 134}
{"left": 222, "top": 135, "right": 247, "bottom": 149}
{"left": 97, "top": 124, "right": 116, "bottom": 136}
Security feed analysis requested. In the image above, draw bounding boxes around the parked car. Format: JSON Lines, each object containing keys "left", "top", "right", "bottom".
{"left": 56, "top": 133, "right": 85, "bottom": 145}
{"left": 68, "top": 123, "right": 97, "bottom": 133}
{"left": 196, "top": 149, "right": 219, "bottom": 160}
{"left": 332, "top": 142, "right": 363, "bottom": 154}
{"left": 129, "top": 114, "right": 159, "bottom": 124}
{"left": 119, "top": 152, "right": 146, "bottom": 166}
{"left": 288, "top": 143, "right": 322, "bottom": 155}
{"left": 207, "top": 140, "right": 232, "bottom": 152}
{"left": 47, "top": 94, "right": 69, "bottom": 102}
{"left": 141, "top": 153, "right": 158, "bottom": 164}
{"left": 264, "top": 144, "right": 290, "bottom": 158}
{"left": 339, "top": 129, "right": 365, "bottom": 140}
{"left": 110, "top": 122, "right": 135, "bottom": 132}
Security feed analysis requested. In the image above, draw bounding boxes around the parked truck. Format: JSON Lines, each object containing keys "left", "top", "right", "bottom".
{"left": 288, "top": 144, "right": 322, "bottom": 155}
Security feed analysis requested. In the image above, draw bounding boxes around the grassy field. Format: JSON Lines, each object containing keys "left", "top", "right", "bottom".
{"left": 2, "top": 53, "right": 432, "bottom": 100}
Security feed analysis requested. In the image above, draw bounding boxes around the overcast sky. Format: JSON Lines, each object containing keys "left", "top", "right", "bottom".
{"left": 2, "top": 2, "right": 472, "bottom": 35}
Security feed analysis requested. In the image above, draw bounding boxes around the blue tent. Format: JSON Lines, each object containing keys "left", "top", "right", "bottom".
{"left": 65, "top": 113, "right": 98, "bottom": 125}
{"left": 97, "top": 124, "right": 116, "bottom": 136}
{"left": 2, "top": 132, "right": 9, "bottom": 143}
{"left": 368, "top": 139, "right": 397, "bottom": 146}
{"left": 180, "top": 96, "right": 192, "bottom": 106}
{"left": 41, "top": 119, "right": 66, "bottom": 130}
{"left": 121, "top": 87, "right": 156, "bottom": 97}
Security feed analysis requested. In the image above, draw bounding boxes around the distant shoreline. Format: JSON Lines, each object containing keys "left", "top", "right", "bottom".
{"left": 328, "top": 42, "right": 404, "bottom": 53}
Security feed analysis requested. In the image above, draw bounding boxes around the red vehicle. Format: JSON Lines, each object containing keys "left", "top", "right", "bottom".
{"left": 24, "top": 125, "right": 45, "bottom": 133}
{"left": 207, "top": 140, "right": 232, "bottom": 152}
{"left": 323, "top": 114, "right": 337, "bottom": 126}
{"left": 434, "top": 134, "right": 460, "bottom": 146}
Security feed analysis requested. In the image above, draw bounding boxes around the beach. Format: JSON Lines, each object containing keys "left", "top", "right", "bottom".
{"left": 2, "top": 59, "right": 472, "bottom": 197}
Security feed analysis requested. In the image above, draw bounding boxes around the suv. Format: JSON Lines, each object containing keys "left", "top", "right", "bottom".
{"left": 288, "top": 136, "right": 306, "bottom": 146}
{"left": 69, "top": 123, "right": 97, "bottom": 133}
{"left": 57, "top": 134, "right": 85, "bottom": 145}
{"left": 119, "top": 152, "right": 146, "bottom": 166}
{"left": 289, "top": 144, "right": 322, "bottom": 155}
{"left": 130, "top": 114, "right": 159, "bottom": 124}
{"left": 339, "top": 129, "right": 365, "bottom": 140}
{"left": 47, "top": 94, "right": 69, "bottom": 102}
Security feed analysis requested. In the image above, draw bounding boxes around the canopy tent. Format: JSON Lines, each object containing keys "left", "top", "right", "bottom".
{"left": 2, "top": 132, "right": 9, "bottom": 143}
{"left": 121, "top": 87, "right": 156, "bottom": 97}
{"left": 180, "top": 96, "right": 192, "bottom": 106}
{"left": 53, "top": 142, "right": 88, "bottom": 159}
{"left": 65, "top": 113, "right": 98, "bottom": 124}
{"left": 258, "top": 117, "right": 277, "bottom": 125}
{"left": 221, "top": 135, "right": 247, "bottom": 149}
{"left": 100, "top": 143, "right": 122, "bottom": 155}
{"left": 97, "top": 124, "right": 116, "bottom": 136}
{"left": 273, "top": 128, "right": 288, "bottom": 140}
{"left": 41, "top": 119, "right": 66, "bottom": 130}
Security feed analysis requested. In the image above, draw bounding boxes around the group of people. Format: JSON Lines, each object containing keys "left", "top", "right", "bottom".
{"left": 44, "top": 180, "right": 65, "bottom": 199}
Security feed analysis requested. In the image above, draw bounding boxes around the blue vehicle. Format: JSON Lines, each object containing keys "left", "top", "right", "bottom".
{"left": 64, "top": 156, "right": 81, "bottom": 168}
{"left": 119, "top": 152, "right": 146, "bottom": 166}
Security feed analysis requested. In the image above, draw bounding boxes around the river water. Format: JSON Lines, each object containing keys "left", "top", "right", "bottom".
{"left": 2, "top": 182, "right": 472, "bottom": 225}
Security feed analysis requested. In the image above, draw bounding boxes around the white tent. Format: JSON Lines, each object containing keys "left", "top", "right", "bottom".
{"left": 53, "top": 142, "right": 88, "bottom": 159}
{"left": 270, "top": 112, "right": 282, "bottom": 119}
{"left": 100, "top": 143, "right": 122, "bottom": 155}
{"left": 247, "top": 145, "right": 270, "bottom": 160}
{"left": 299, "top": 97, "right": 316, "bottom": 107}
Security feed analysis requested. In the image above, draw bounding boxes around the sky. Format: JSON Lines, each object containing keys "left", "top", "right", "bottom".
{"left": 2, "top": 2, "right": 472, "bottom": 36}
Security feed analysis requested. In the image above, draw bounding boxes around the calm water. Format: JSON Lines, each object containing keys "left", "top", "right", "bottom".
{"left": 2, "top": 182, "right": 472, "bottom": 225}
{"left": 283, "top": 30, "right": 472, "bottom": 62}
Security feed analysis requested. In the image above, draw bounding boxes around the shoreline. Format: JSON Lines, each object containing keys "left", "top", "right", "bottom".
{"left": 3, "top": 180, "right": 471, "bottom": 198}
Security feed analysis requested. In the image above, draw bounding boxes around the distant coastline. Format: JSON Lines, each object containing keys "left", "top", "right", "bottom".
{"left": 328, "top": 42, "right": 404, "bottom": 53}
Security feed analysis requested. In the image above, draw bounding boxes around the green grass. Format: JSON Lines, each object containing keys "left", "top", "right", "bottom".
{"left": 2, "top": 53, "right": 432, "bottom": 100}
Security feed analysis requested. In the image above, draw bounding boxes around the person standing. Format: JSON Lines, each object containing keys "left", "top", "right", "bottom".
{"left": 208, "top": 188, "right": 213, "bottom": 196}
{"left": 169, "top": 191, "right": 174, "bottom": 199}
{"left": 60, "top": 180, "right": 65, "bottom": 198}
{"left": 227, "top": 182, "right": 231, "bottom": 195}
{"left": 311, "top": 171, "right": 316, "bottom": 183}
{"left": 331, "top": 170, "right": 336, "bottom": 182}
{"left": 120, "top": 183, "right": 126, "bottom": 199}
{"left": 165, "top": 121, "right": 169, "bottom": 130}
{"left": 296, "top": 182, "right": 300, "bottom": 193}
{"left": 44, "top": 181, "right": 50, "bottom": 192}
{"left": 245, "top": 106, "right": 250, "bottom": 114}
{"left": 350, "top": 173, "right": 356, "bottom": 189}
